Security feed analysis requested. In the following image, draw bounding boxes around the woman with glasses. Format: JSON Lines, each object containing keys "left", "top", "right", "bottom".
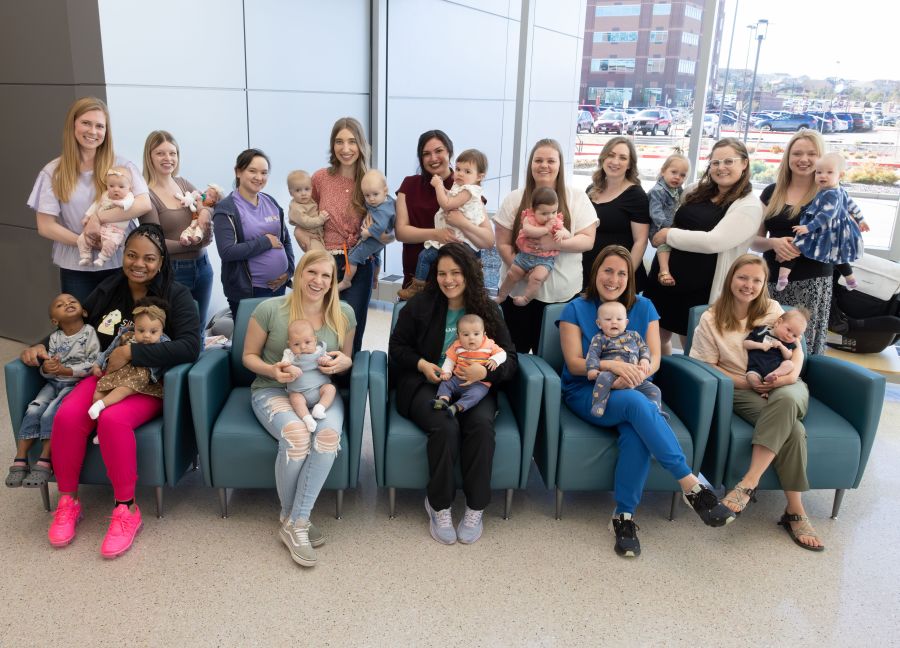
{"left": 643, "top": 138, "right": 763, "bottom": 353}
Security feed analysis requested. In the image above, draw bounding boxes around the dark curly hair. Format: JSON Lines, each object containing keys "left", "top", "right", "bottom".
{"left": 424, "top": 243, "right": 504, "bottom": 339}
{"left": 124, "top": 223, "right": 172, "bottom": 294}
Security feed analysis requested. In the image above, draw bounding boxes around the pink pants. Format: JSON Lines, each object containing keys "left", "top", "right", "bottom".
{"left": 51, "top": 375, "right": 163, "bottom": 501}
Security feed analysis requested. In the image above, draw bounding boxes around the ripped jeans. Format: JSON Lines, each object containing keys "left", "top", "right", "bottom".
{"left": 250, "top": 387, "right": 343, "bottom": 523}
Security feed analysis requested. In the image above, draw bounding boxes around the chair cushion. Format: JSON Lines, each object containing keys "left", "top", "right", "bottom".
{"left": 70, "top": 418, "right": 166, "bottom": 487}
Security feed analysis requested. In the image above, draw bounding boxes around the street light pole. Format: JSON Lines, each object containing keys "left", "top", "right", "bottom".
{"left": 716, "top": 0, "right": 740, "bottom": 138}
{"left": 741, "top": 23, "right": 757, "bottom": 128}
{"left": 742, "top": 19, "right": 768, "bottom": 143}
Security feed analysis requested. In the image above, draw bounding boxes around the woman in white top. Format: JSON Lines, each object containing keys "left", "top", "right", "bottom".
{"left": 28, "top": 97, "right": 150, "bottom": 302}
{"left": 493, "top": 139, "right": 598, "bottom": 353}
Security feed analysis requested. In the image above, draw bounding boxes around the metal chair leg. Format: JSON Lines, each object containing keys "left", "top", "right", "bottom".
{"left": 155, "top": 486, "right": 164, "bottom": 519}
{"left": 555, "top": 488, "right": 563, "bottom": 520}
{"left": 504, "top": 489, "right": 513, "bottom": 520}
{"left": 218, "top": 487, "right": 229, "bottom": 518}
{"left": 335, "top": 489, "right": 344, "bottom": 519}
{"left": 831, "top": 488, "right": 846, "bottom": 519}
{"left": 669, "top": 492, "right": 678, "bottom": 521}
{"left": 388, "top": 487, "right": 396, "bottom": 519}
{"left": 40, "top": 482, "right": 50, "bottom": 512}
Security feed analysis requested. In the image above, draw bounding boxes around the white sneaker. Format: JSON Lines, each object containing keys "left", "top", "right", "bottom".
{"left": 457, "top": 507, "right": 484, "bottom": 544}
{"left": 424, "top": 497, "right": 456, "bottom": 545}
{"left": 279, "top": 519, "right": 317, "bottom": 566}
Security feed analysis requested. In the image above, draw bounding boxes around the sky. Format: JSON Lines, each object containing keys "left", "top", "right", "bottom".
{"left": 716, "top": 0, "right": 897, "bottom": 82}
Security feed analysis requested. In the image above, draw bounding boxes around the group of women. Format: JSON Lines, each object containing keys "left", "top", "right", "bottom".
{"left": 17, "top": 96, "right": 832, "bottom": 562}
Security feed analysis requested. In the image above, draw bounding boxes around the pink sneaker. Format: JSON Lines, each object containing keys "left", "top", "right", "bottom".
{"left": 48, "top": 495, "right": 83, "bottom": 547}
{"left": 100, "top": 504, "right": 143, "bottom": 559}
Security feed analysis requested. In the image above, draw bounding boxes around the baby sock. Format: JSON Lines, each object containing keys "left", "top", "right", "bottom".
{"left": 775, "top": 276, "right": 789, "bottom": 292}
{"left": 311, "top": 403, "right": 327, "bottom": 419}
{"left": 88, "top": 400, "right": 106, "bottom": 420}
{"left": 302, "top": 414, "right": 317, "bottom": 433}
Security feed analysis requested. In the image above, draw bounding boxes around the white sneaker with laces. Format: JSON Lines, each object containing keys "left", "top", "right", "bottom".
{"left": 457, "top": 506, "right": 484, "bottom": 544}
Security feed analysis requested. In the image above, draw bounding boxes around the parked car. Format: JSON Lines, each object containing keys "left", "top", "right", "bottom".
{"left": 626, "top": 108, "right": 673, "bottom": 135}
{"left": 882, "top": 114, "right": 897, "bottom": 127}
{"left": 807, "top": 111, "right": 844, "bottom": 132}
{"left": 686, "top": 113, "right": 719, "bottom": 137}
{"left": 592, "top": 110, "right": 628, "bottom": 134}
{"left": 576, "top": 110, "right": 594, "bottom": 133}
{"left": 753, "top": 113, "right": 815, "bottom": 132}
{"left": 836, "top": 112, "right": 864, "bottom": 132}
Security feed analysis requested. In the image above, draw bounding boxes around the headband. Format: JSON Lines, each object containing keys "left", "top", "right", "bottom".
{"left": 130, "top": 225, "right": 165, "bottom": 255}
{"left": 107, "top": 169, "right": 128, "bottom": 177}
{"left": 132, "top": 304, "right": 166, "bottom": 325}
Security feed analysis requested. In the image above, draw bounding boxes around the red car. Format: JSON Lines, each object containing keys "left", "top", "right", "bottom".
{"left": 592, "top": 110, "right": 628, "bottom": 134}
{"left": 627, "top": 108, "right": 673, "bottom": 136}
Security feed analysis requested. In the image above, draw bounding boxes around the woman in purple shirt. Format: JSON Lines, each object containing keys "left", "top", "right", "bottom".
{"left": 213, "top": 149, "right": 295, "bottom": 317}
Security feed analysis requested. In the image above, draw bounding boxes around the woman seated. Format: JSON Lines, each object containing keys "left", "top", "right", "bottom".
{"left": 559, "top": 245, "right": 735, "bottom": 558}
{"left": 689, "top": 254, "right": 823, "bottom": 551}
{"left": 389, "top": 243, "right": 517, "bottom": 546}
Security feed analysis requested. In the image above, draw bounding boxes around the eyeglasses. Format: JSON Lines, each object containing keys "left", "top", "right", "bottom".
{"left": 708, "top": 157, "right": 744, "bottom": 168}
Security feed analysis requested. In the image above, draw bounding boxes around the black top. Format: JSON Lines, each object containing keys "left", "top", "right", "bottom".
{"left": 760, "top": 184, "right": 832, "bottom": 281}
{"left": 649, "top": 199, "right": 727, "bottom": 292}
{"left": 388, "top": 289, "right": 518, "bottom": 418}
{"left": 583, "top": 184, "right": 650, "bottom": 290}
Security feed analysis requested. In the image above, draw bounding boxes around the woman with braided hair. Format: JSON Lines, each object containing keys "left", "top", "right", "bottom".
{"left": 19, "top": 223, "right": 200, "bottom": 558}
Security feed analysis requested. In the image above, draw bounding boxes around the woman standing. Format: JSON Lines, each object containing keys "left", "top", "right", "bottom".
{"left": 394, "top": 130, "right": 495, "bottom": 297}
{"left": 689, "top": 254, "right": 822, "bottom": 551}
{"left": 214, "top": 148, "right": 294, "bottom": 318}
{"left": 389, "top": 244, "right": 517, "bottom": 545}
{"left": 644, "top": 137, "right": 762, "bottom": 353}
{"left": 752, "top": 130, "right": 831, "bottom": 354}
{"left": 19, "top": 224, "right": 200, "bottom": 558}
{"left": 584, "top": 137, "right": 651, "bottom": 291}
{"left": 28, "top": 97, "right": 151, "bottom": 301}
{"left": 142, "top": 130, "right": 214, "bottom": 331}
{"left": 494, "top": 139, "right": 597, "bottom": 353}
{"left": 243, "top": 250, "right": 356, "bottom": 567}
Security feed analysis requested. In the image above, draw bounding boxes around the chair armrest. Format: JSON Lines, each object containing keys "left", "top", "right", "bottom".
{"left": 163, "top": 362, "right": 195, "bottom": 487}
{"left": 804, "top": 355, "right": 886, "bottom": 487}
{"left": 187, "top": 349, "right": 231, "bottom": 486}
{"left": 346, "top": 350, "right": 369, "bottom": 488}
{"left": 4, "top": 359, "right": 45, "bottom": 438}
{"left": 502, "top": 354, "right": 544, "bottom": 489}
{"left": 368, "top": 351, "right": 388, "bottom": 487}
{"left": 655, "top": 356, "right": 717, "bottom": 473}
{"left": 526, "top": 354, "right": 561, "bottom": 489}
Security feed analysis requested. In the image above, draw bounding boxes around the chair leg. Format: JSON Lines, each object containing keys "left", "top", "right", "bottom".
{"left": 218, "top": 487, "right": 229, "bottom": 518}
{"left": 668, "top": 492, "right": 678, "bottom": 521}
{"left": 155, "top": 486, "right": 164, "bottom": 519}
{"left": 831, "top": 489, "right": 846, "bottom": 519}
{"left": 388, "top": 487, "right": 396, "bottom": 519}
{"left": 504, "top": 489, "right": 513, "bottom": 520}
{"left": 555, "top": 488, "right": 563, "bottom": 520}
{"left": 40, "top": 482, "right": 50, "bottom": 512}
{"left": 335, "top": 489, "right": 344, "bottom": 520}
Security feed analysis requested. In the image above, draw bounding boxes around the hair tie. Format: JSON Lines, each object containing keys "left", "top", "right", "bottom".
{"left": 132, "top": 304, "right": 166, "bottom": 324}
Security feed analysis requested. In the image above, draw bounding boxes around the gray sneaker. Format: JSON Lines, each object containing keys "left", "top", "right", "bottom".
{"left": 457, "top": 507, "right": 484, "bottom": 544}
{"left": 424, "top": 497, "right": 456, "bottom": 544}
{"left": 280, "top": 515, "right": 325, "bottom": 548}
{"left": 279, "top": 519, "right": 317, "bottom": 567}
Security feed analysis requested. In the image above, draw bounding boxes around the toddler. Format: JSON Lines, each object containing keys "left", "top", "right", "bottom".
{"left": 88, "top": 297, "right": 170, "bottom": 422}
{"left": 648, "top": 153, "right": 689, "bottom": 286}
{"left": 495, "top": 186, "right": 571, "bottom": 306}
{"left": 5, "top": 294, "right": 100, "bottom": 489}
{"left": 338, "top": 170, "right": 395, "bottom": 291}
{"left": 778, "top": 152, "right": 869, "bottom": 291}
{"left": 743, "top": 308, "right": 808, "bottom": 397}
{"left": 585, "top": 301, "right": 664, "bottom": 419}
{"left": 287, "top": 170, "right": 328, "bottom": 251}
{"left": 432, "top": 314, "right": 507, "bottom": 417}
{"left": 77, "top": 166, "right": 135, "bottom": 267}
{"left": 280, "top": 319, "right": 336, "bottom": 432}
{"left": 398, "top": 149, "right": 488, "bottom": 300}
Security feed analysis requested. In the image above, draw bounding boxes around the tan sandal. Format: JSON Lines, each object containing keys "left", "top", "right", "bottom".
{"left": 658, "top": 271, "right": 676, "bottom": 286}
{"left": 778, "top": 512, "right": 825, "bottom": 552}
{"left": 722, "top": 483, "right": 757, "bottom": 516}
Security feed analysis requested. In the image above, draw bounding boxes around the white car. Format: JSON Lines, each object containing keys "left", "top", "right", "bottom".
{"left": 686, "top": 114, "right": 719, "bottom": 137}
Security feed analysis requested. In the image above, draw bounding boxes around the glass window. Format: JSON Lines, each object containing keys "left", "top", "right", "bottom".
{"left": 653, "top": 3, "right": 671, "bottom": 15}
{"left": 682, "top": 32, "right": 699, "bottom": 46}
{"left": 594, "top": 31, "right": 638, "bottom": 43}
{"left": 595, "top": 5, "right": 641, "bottom": 17}
{"left": 647, "top": 58, "right": 665, "bottom": 73}
{"left": 677, "top": 59, "right": 696, "bottom": 74}
{"left": 591, "top": 58, "right": 636, "bottom": 73}
{"left": 649, "top": 30, "right": 667, "bottom": 44}
{"left": 684, "top": 4, "right": 703, "bottom": 20}
{"left": 602, "top": 87, "right": 634, "bottom": 106}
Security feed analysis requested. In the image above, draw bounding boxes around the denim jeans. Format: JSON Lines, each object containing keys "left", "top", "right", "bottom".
{"left": 334, "top": 255, "right": 372, "bottom": 356}
{"left": 172, "top": 253, "right": 214, "bottom": 332}
{"left": 414, "top": 247, "right": 439, "bottom": 281}
{"left": 19, "top": 381, "right": 75, "bottom": 440}
{"left": 251, "top": 387, "right": 343, "bottom": 522}
{"left": 59, "top": 268, "right": 120, "bottom": 304}
{"left": 227, "top": 285, "right": 286, "bottom": 320}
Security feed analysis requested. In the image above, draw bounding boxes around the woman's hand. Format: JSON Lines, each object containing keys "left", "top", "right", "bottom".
{"left": 533, "top": 233, "right": 561, "bottom": 253}
{"left": 651, "top": 227, "right": 670, "bottom": 248}
{"left": 105, "top": 344, "right": 132, "bottom": 373}
{"left": 271, "top": 360, "right": 296, "bottom": 383}
{"left": 432, "top": 228, "right": 459, "bottom": 245}
{"left": 320, "top": 350, "right": 353, "bottom": 376}
{"left": 21, "top": 344, "right": 49, "bottom": 367}
{"left": 417, "top": 358, "right": 443, "bottom": 384}
{"left": 606, "top": 360, "right": 645, "bottom": 388}
{"left": 267, "top": 272, "right": 288, "bottom": 291}
{"left": 265, "top": 233, "right": 283, "bottom": 249}
{"left": 456, "top": 362, "right": 488, "bottom": 386}
{"left": 771, "top": 236, "right": 800, "bottom": 263}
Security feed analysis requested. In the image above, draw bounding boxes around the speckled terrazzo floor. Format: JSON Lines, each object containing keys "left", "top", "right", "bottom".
{"left": 2, "top": 306, "right": 899, "bottom": 647}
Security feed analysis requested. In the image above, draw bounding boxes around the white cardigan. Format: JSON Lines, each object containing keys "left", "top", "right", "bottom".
{"left": 667, "top": 191, "right": 764, "bottom": 302}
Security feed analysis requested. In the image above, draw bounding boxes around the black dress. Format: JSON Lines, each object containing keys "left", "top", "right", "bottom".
{"left": 584, "top": 184, "right": 651, "bottom": 292}
{"left": 644, "top": 200, "right": 727, "bottom": 335}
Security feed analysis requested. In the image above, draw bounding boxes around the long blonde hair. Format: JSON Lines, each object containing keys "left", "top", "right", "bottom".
{"left": 764, "top": 129, "right": 825, "bottom": 221}
{"left": 710, "top": 254, "right": 771, "bottom": 332}
{"left": 52, "top": 97, "right": 115, "bottom": 203}
{"left": 512, "top": 139, "right": 572, "bottom": 244}
{"left": 327, "top": 117, "right": 370, "bottom": 218}
{"left": 142, "top": 130, "right": 179, "bottom": 185}
{"left": 286, "top": 250, "right": 349, "bottom": 348}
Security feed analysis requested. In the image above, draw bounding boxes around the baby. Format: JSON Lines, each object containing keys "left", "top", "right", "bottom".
{"left": 398, "top": 149, "right": 488, "bottom": 300}
{"left": 495, "top": 186, "right": 571, "bottom": 306}
{"left": 77, "top": 167, "right": 135, "bottom": 267}
{"left": 585, "top": 301, "right": 664, "bottom": 419}
{"left": 432, "top": 314, "right": 507, "bottom": 417}
{"left": 287, "top": 170, "right": 328, "bottom": 251}
{"left": 648, "top": 153, "right": 689, "bottom": 286}
{"left": 5, "top": 294, "right": 100, "bottom": 488}
{"left": 743, "top": 308, "right": 808, "bottom": 396}
{"left": 89, "top": 297, "right": 170, "bottom": 422}
{"left": 338, "top": 169, "right": 395, "bottom": 292}
{"left": 281, "top": 319, "right": 336, "bottom": 432}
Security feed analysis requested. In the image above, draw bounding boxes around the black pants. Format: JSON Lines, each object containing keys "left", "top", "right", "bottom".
{"left": 407, "top": 382, "right": 497, "bottom": 511}
{"left": 500, "top": 298, "right": 548, "bottom": 355}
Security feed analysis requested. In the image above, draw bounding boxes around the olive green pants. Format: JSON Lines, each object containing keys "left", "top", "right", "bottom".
{"left": 732, "top": 380, "right": 810, "bottom": 492}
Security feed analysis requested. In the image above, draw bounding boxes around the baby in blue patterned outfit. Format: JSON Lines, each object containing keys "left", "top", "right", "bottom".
{"left": 585, "top": 301, "right": 664, "bottom": 419}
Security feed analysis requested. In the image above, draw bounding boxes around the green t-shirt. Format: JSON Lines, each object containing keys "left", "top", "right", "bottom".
{"left": 440, "top": 308, "right": 464, "bottom": 366}
{"left": 250, "top": 297, "right": 357, "bottom": 391}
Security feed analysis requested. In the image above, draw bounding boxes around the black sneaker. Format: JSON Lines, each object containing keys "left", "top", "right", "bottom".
{"left": 609, "top": 513, "right": 641, "bottom": 558}
{"left": 683, "top": 484, "right": 736, "bottom": 527}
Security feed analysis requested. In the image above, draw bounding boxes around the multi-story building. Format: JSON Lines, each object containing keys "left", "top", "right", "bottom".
{"left": 580, "top": 0, "right": 724, "bottom": 109}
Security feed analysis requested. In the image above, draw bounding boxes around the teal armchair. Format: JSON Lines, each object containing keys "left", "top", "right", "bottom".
{"left": 529, "top": 302, "right": 719, "bottom": 519}
{"left": 368, "top": 302, "right": 543, "bottom": 518}
{"left": 187, "top": 297, "right": 369, "bottom": 518}
{"left": 684, "top": 304, "right": 885, "bottom": 517}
